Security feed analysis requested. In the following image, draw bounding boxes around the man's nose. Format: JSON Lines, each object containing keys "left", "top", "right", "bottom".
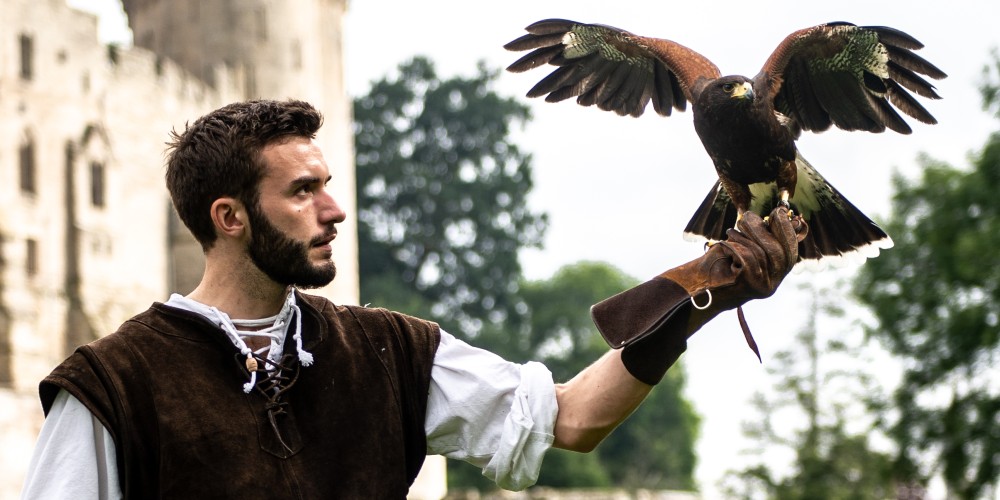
{"left": 317, "top": 189, "right": 347, "bottom": 224}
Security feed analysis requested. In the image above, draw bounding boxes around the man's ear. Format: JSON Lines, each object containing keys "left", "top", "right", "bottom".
{"left": 210, "top": 197, "right": 249, "bottom": 240}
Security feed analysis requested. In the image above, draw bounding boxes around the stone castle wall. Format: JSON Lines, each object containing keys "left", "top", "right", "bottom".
{"left": 0, "top": 0, "right": 370, "bottom": 497}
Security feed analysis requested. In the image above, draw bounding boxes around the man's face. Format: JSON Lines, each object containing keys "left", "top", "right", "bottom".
{"left": 248, "top": 137, "right": 346, "bottom": 288}
{"left": 246, "top": 203, "right": 336, "bottom": 288}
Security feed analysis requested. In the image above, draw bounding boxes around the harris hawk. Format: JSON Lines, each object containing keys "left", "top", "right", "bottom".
{"left": 504, "top": 19, "right": 946, "bottom": 268}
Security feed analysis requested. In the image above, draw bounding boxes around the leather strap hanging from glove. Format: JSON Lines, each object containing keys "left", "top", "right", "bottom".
{"left": 591, "top": 207, "right": 807, "bottom": 385}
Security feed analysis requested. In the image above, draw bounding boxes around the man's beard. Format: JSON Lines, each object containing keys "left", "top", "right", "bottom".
{"left": 245, "top": 205, "right": 336, "bottom": 289}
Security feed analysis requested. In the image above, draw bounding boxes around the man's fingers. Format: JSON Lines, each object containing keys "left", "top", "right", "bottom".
{"left": 765, "top": 206, "right": 799, "bottom": 268}
{"left": 734, "top": 211, "right": 770, "bottom": 247}
{"left": 724, "top": 229, "right": 768, "bottom": 283}
{"left": 791, "top": 214, "right": 809, "bottom": 243}
{"left": 733, "top": 207, "right": 806, "bottom": 274}
{"left": 734, "top": 210, "right": 784, "bottom": 267}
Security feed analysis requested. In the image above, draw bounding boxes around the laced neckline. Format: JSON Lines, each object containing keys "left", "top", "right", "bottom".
{"left": 164, "top": 289, "right": 314, "bottom": 393}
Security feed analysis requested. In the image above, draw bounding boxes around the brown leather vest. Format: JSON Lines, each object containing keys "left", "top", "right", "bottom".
{"left": 39, "top": 293, "right": 440, "bottom": 499}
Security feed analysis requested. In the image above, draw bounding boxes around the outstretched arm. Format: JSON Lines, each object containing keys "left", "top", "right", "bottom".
{"left": 553, "top": 207, "right": 807, "bottom": 452}
{"left": 553, "top": 349, "right": 649, "bottom": 452}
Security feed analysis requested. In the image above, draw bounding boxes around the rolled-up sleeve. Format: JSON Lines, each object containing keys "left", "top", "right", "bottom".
{"left": 424, "top": 330, "right": 557, "bottom": 491}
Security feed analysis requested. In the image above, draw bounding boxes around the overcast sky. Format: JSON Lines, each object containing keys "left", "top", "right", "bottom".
{"left": 70, "top": 0, "right": 1000, "bottom": 496}
{"left": 341, "top": 3, "right": 998, "bottom": 496}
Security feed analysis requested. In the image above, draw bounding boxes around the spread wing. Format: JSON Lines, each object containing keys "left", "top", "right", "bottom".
{"left": 504, "top": 19, "right": 721, "bottom": 117}
{"left": 756, "top": 22, "right": 947, "bottom": 135}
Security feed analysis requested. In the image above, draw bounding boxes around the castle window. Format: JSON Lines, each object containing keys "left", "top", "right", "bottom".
{"left": 19, "top": 34, "right": 33, "bottom": 81}
{"left": 107, "top": 44, "right": 120, "bottom": 65}
{"left": 26, "top": 239, "right": 38, "bottom": 277}
{"left": 90, "top": 161, "right": 106, "bottom": 208}
{"left": 256, "top": 7, "right": 268, "bottom": 41}
{"left": 19, "top": 136, "right": 36, "bottom": 195}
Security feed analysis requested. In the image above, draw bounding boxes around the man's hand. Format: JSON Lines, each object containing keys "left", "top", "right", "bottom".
{"left": 663, "top": 206, "right": 808, "bottom": 311}
{"left": 591, "top": 206, "right": 808, "bottom": 385}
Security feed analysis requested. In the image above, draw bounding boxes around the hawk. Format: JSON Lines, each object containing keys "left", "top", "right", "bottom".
{"left": 505, "top": 19, "right": 946, "bottom": 267}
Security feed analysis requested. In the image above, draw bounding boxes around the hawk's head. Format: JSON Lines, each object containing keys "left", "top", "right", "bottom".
{"left": 707, "top": 76, "right": 755, "bottom": 104}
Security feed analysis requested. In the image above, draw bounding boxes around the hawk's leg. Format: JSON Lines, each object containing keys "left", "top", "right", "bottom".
{"left": 776, "top": 158, "right": 797, "bottom": 211}
{"left": 778, "top": 188, "right": 790, "bottom": 208}
{"left": 719, "top": 175, "right": 752, "bottom": 232}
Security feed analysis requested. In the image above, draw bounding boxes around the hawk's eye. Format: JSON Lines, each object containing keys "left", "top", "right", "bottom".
{"left": 722, "top": 82, "right": 736, "bottom": 93}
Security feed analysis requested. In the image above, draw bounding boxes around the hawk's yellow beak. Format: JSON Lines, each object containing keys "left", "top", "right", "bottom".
{"left": 732, "top": 82, "right": 754, "bottom": 100}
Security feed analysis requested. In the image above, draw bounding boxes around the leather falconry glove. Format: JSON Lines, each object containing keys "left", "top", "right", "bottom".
{"left": 591, "top": 206, "right": 808, "bottom": 385}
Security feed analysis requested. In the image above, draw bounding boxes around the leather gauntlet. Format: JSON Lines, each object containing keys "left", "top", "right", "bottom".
{"left": 591, "top": 207, "right": 807, "bottom": 385}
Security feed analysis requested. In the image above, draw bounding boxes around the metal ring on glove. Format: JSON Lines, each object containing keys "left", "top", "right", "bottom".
{"left": 690, "top": 289, "right": 713, "bottom": 310}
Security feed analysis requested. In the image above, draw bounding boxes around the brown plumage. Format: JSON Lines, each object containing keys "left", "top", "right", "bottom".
{"left": 505, "top": 19, "right": 946, "bottom": 267}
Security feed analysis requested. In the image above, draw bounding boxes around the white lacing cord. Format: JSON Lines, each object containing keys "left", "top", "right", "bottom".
{"left": 210, "top": 289, "right": 315, "bottom": 393}
{"left": 210, "top": 306, "right": 262, "bottom": 393}
{"left": 285, "top": 290, "right": 313, "bottom": 366}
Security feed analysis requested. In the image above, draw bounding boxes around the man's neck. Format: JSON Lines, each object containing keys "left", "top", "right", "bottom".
{"left": 188, "top": 255, "right": 291, "bottom": 319}
{"left": 186, "top": 283, "right": 290, "bottom": 320}
{"left": 190, "top": 239, "right": 298, "bottom": 319}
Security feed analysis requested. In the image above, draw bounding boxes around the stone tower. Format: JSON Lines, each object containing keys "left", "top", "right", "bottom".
{"left": 121, "top": 0, "right": 359, "bottom": 304}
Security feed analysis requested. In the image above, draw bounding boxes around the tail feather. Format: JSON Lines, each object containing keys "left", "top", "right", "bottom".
{"left": 682, "top": 181, "right": 737, "bottom": 243}
{"left": 683, "top": 154, "right": 892, "bottom": 269}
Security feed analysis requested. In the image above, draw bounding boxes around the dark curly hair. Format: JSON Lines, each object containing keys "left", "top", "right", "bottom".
{"left": 165, "top": 99, "right": 324, "bottom": 250}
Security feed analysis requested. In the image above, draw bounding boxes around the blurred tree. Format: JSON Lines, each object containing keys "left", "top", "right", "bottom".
{"left": 353, "top": 56, "right": 546, "bottom": 338}
{"left": 981, "top": 49, "right": 1000, "bottom": 119}
{"left": 354, "top": 59, "right": 699, "bottom": 493}
{"left": 480, "top": 261, "right": 633, "bottom": 374}
{"left": 854, "top": 53, "right": 1000, "bottom": 499}
{"left": 722, "top": 283, "right": 895, "bottom": 499}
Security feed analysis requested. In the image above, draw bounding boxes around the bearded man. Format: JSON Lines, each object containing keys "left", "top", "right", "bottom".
{"left": 22, "top": 99, "right": 804, "bottom": 498}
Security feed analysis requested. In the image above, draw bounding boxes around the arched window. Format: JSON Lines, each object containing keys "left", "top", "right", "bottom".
{"left": 80, "top": 124, "right": 111, "bottom": 209}
{"left": 26, "top": 238, "right": 38, "bottom": 277}
{"left": 19, "top": 133, "right": 36, "bottom": 195}
{"left": 90, "top": 161, "right": 106, "bottom": 208}
{"left": 19, "top": 33, "right": 33, "bottom": 81}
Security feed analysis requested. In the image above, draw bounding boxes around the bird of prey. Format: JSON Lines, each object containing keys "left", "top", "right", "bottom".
{"left": 505, "top": 19, "right": 946, "bottom": 267}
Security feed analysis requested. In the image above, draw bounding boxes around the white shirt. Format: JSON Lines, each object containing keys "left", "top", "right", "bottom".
{"left": 20, "top": 298, "right": 558, "bottom": 498}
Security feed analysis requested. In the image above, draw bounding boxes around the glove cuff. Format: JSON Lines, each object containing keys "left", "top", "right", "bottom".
{"left": 590, "top": 277, "right": 692, "bottom": 385}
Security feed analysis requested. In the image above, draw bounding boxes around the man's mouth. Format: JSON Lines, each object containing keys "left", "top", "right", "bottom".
{"left": 311, "top": 230, "right": 337, "bottom": 248}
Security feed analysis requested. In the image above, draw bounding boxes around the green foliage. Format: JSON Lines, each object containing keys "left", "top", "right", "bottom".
{"left": 353, "top": 57, "right": 546, "bottom": 338}
{"left": 494, "top": 261, "right": 636, "bottom": 375}
{"left": 981, "top": 48, "right": 1000, "bottom": 118}
{"left": 723, "top": 283, "right": 895, "bottom": 500}
{"left": 353, "top": 59, "right": 700, "bottom": 493}
{"left": 854, "top": 55, "right": 1000, "bottom": 498}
